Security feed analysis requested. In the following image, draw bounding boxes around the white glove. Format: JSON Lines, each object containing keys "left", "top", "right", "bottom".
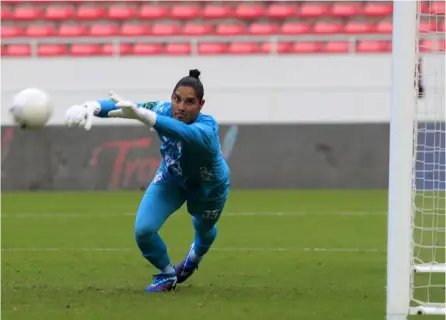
{"left": 65, "top": 101, "right": 100, "bottom": 131}
{"left": 107, "top": 91, "right": 157, "bottom": 126}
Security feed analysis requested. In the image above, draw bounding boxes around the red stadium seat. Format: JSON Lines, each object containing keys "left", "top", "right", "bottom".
{"left": 249, "top": 22, "right": 278, "bottom": 35}
{"left": 132, "top": 43, "right": 163, "bottom": 55}
{"left": 439, "top": 40, "right": 446, "bottom": 52}
{"left": 228, "top": 42, "right": 260, "bottom": 54}
{"left": 120, "top": 23, "right": 149, "bottom": 36}
{"left": 357, "top": 41, "right": 390, "bottom": 53}
{"left": 313, "top": 21, "right": 343, "bottom": 34}
{"left": 198, "top": 43, "right": 227, "bottom": 55}
{"left": 344, "top": 21, "right": 375, "bottom": 34}
{"left": 139, "top": 4, "right": 169, "bottom": 19}
{"left": 102, "top": 43, "right": 132, "bottom": 56}
{"left": 260, "top": 42, "right": 292, "bottom": 54}
{"left": 58, "top": 24, "right": 87, "bottom": 37}
{"left": 2, "top": 7, "right": 11, "bottom": 20}
{"left": 1, "top": 25, "right": 24, "bottom": 38}
{"left": 419, "top": 20, "right": 438, "bottom": 33}
{"left": 216, "top": 23, "right": 246, "bottom": 35}
{"left": 37, "top": 44, "right": 67, "bottom": 57}
{"left": 89, "top": 23, "right": 119, "bottom": 37}
{"left": 298, "top": 3, "right": 329, "bottom": 17}
{"left": 235, "top": 4, "right": 265, "bottom": 19}
{"left": 325, "top": 41, "right": 350, "bottom": 53}
{"left": 330, "top": 2, "right": 361, "bottom": 17}
{"left": 430, "top": 1, "right": 445, "bottom": 14}
{"left": 170, "top": 5, "right": 201, "bottom": 19}
{"left": 165, "top": 43, "right": 191, "bottom": 55}
{"left": 280, "top": 22, "right": 311, "bottom": 34}
{"left": 202, "top": 4, "right": 232, "bottom": 18}
{"left": 26, "top": 24, "right": 55, "bottom": 37}
{"left": 290, "top": 42, "right": 323, "bottom": 53}
{"left": 363, "top": 3, "right": 393, "bottom": 16}
{"left": 44, "top": 5, "right": 74, "bottom": 20}
{"left": 151, "top": 23, "right": 181, "bottom": 36}
{"left": 5, "top": 44, "right": 31, "bottom": 57}
{"left": 419, "top": 39, "right": 435, "bottom": 52}
{"left": 266, "top": 3, "right": 296, "bottom": 18}
{"left": 108, "top": 4, "right": 136, "bottom": 20}
{"left": 13, "top": 6, "right": 43, "bottom": 20}
{"left": 76, "top": 5, "right": 106, "bottom": 20}
{"left": 376, "top": 20, "right": 392, "bottom": 34}
{"left": 182, "top": 23, "right": 213, "bottom": 36}
{"left": 70, "top": 44, "right": 102, "bottom": 56}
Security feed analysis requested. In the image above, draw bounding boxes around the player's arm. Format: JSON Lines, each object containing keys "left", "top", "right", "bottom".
{"left": 154, "top": 115, "right": 214, "bottom": 148}
{"left": 94, "top": 99, "right": 168, "bottom": 117}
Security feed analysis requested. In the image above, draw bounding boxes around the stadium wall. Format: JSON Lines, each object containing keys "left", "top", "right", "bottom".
{"left": 1, "top": 55, "right": 444, "bottom": 190}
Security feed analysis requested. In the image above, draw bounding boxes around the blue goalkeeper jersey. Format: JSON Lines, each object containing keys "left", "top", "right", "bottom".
{"left": 96, "top": 99, "right": 230, "bottom": 200}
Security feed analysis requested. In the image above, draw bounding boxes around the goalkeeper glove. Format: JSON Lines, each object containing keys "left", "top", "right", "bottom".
{"left": 108, "top": 91, "right": 157, "bottom": 126}
{"left": 65, "top": 101, "right": 100, "bottom": 131}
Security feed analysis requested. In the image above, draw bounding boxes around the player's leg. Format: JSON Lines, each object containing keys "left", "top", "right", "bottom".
{"left": 175, "top": 196, "right": 227, "bottom": 284}
{"left": 134, "top": 173, "right": 185, "bottom": 292}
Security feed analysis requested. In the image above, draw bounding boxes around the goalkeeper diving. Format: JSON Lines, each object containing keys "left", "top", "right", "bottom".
{"left": 65, "top": 69, "right": 230, "bottom": 292}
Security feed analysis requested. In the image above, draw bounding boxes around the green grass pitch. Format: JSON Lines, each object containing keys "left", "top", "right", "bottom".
{"left": 1, "top": 190, "right": 444, "bottom": 320}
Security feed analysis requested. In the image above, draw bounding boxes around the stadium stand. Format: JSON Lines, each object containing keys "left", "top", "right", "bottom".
{"left": 1, "top": 1, "right": 444, "bottom": 57}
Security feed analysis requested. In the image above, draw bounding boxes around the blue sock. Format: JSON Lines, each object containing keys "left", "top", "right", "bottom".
{"left": 192, "top": 222, "right": 218, "bottom": 257}
{"left": 135, "top": 231, "right": 171, "bottom": 270}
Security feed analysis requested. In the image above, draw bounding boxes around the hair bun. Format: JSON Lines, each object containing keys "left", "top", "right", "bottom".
{"left": 189, "top": 69, "right": 201, "bottom": 80}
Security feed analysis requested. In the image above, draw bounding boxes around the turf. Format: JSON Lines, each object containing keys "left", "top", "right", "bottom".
{"left": 1, "top": 190, "right": 444, "bottom": 320}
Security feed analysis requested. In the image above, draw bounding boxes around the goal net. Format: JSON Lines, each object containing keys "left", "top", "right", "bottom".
{"left": 386, "top": 1, "right": 445, "bottom": 319}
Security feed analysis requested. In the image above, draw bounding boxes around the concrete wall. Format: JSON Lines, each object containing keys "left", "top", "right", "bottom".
{"left": 2, "top": 55, "right": 444, "bottom": 125}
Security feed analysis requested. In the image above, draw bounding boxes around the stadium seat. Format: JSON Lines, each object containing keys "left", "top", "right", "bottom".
{"left": 344, "top": 21, "right": 375, "bottom": 34}
{"left": 165, "top": 43, "right": 191, "bottom": 55}
{"left": 290, "top": 42, "right": 323, "bottom": 53}
{"left": 170, "top": 5, "right": 201, "bottom": 19}
{"left": 37, "top": 44, "right": 67, "bottom": 57}
{"left": 216, "top": 23, "right": 246, "bottom": 35}
{"left": 419, "top": 20, "right": 438, "bottom": 33}
{"left": 260, "top": 42, "right": 292, "bottom": 54}
{"left": 44, "top": 5, "right": 74, "bottom": 20}
{"left": 89, "top": 23, "right": 119, "bottom": 37}
{"left": 120, "top": 23, "right": 149, "bottom": 36}
{"left": 228, "top": 42, "right": 260, "bottom": 54}
{"left": 313, "top": 21, "right": 343, "bottom": 34}
{"left": 198, "top": 43, "right": 227, "bottom": 55}
{"left": 58, "top": 24, "right": 87, "bottom": 37}
{"left": 26, "top": 24, "right": 55, "bottom": 37}
{"left": 280, "top": 22, "right": 311, "bottom": 34}
{"left": 1, "top": 25, "right": 24, "bottom": 38}
{"left": 356, "top": 41, "right": 390, "bottom": 53}
{"left": 419, "top": 39, "right": 435, "bottom": 52}
{"left": 330, "top": 2, "right": 362, "bottom": 17}
{"left": 70, "top": 44, "right": 102, "bottom": 56}
{"left": 76, "top": 5, "right": 106, "bottom": 20}
{"left": 362, "top": 3, "right": 393, "bottom": 16}
{"left": 13, "top": 6, "right": 43, "bottom": 20}
{"left": 298, "top": 3, "right": 330, "bottom": 18}
{"left": 375, "top": 20, "right": 392, "bottom": 34}
{"left": 151, "top": 23, "right": 181, "bottom": 36}
{"left": 102, "top": 43, "right": 132, "bottom": 56}
{"left": 266, "top": 3, "right": 296, "bottom": 18}
{"left": 2, "top": 7, "right": 12, "bottom": 20}
{"left": 202, "top": 4, "right": 232, "bottom": 18}
{"left": 108, "top": 4, "right": 136, "bottom": 20}
{"left": 430, "top": 1, "right": 445, "bottom": 14}
{"left": 182, "top": 23, "right": 213, "bottom": 36}
{"left": 5, "top": 44, "right": 31, "bottom": 57}
{"left": 132, "top": 43, "right": 163, "bottom": 55}
{"left": 235, "top": 3, "right": 265, "bottom": 19}
{"left": 139, "top": 4, "right": 169, "bottom": 19}
{"left": 249, "top": 22, "right": 279, "bottom": 35}
{"left": 325, "top": 41, "right": 350, "bottom": 53}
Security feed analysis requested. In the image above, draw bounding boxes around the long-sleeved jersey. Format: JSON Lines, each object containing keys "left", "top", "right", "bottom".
{"left": 96, "top": 99, "right": 230, "bottom": 201}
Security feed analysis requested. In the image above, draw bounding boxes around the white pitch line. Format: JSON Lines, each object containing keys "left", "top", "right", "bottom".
{"left": 1, "top": 247, "right": 386, "bottom": 253}
{"left": 0, "top": 211, "right": 387, "bottom": 218}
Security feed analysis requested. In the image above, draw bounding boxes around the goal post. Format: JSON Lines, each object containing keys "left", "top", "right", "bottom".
{"left": 386, "top": 1, "right": 446, "bottom": 319}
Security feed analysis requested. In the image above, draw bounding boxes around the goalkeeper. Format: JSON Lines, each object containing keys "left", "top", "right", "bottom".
{"left": 65, "top": 69, "right": 230, "bottom": 292}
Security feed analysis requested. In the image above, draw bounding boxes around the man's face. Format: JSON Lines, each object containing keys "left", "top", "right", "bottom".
{"left": 171, "top": 86, "right": 204, "bottom": 124}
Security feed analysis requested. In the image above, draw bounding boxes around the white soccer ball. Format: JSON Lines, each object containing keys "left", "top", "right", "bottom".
{"left": 10, "top": 88, "right": 53, "bottom": 129}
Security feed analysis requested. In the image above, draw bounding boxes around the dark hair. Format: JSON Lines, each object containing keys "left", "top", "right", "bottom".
{"left": 173, "top": 69, "right": 204, "bottom": 101}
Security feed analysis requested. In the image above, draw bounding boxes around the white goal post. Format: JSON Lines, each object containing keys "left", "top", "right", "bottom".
{"left": 386, "top": 1, "right": 446, "bottom": 319}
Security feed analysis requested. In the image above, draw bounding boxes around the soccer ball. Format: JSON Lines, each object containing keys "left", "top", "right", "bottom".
{"left": 10, "top": 88, "right": 53, "bottom": 129}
